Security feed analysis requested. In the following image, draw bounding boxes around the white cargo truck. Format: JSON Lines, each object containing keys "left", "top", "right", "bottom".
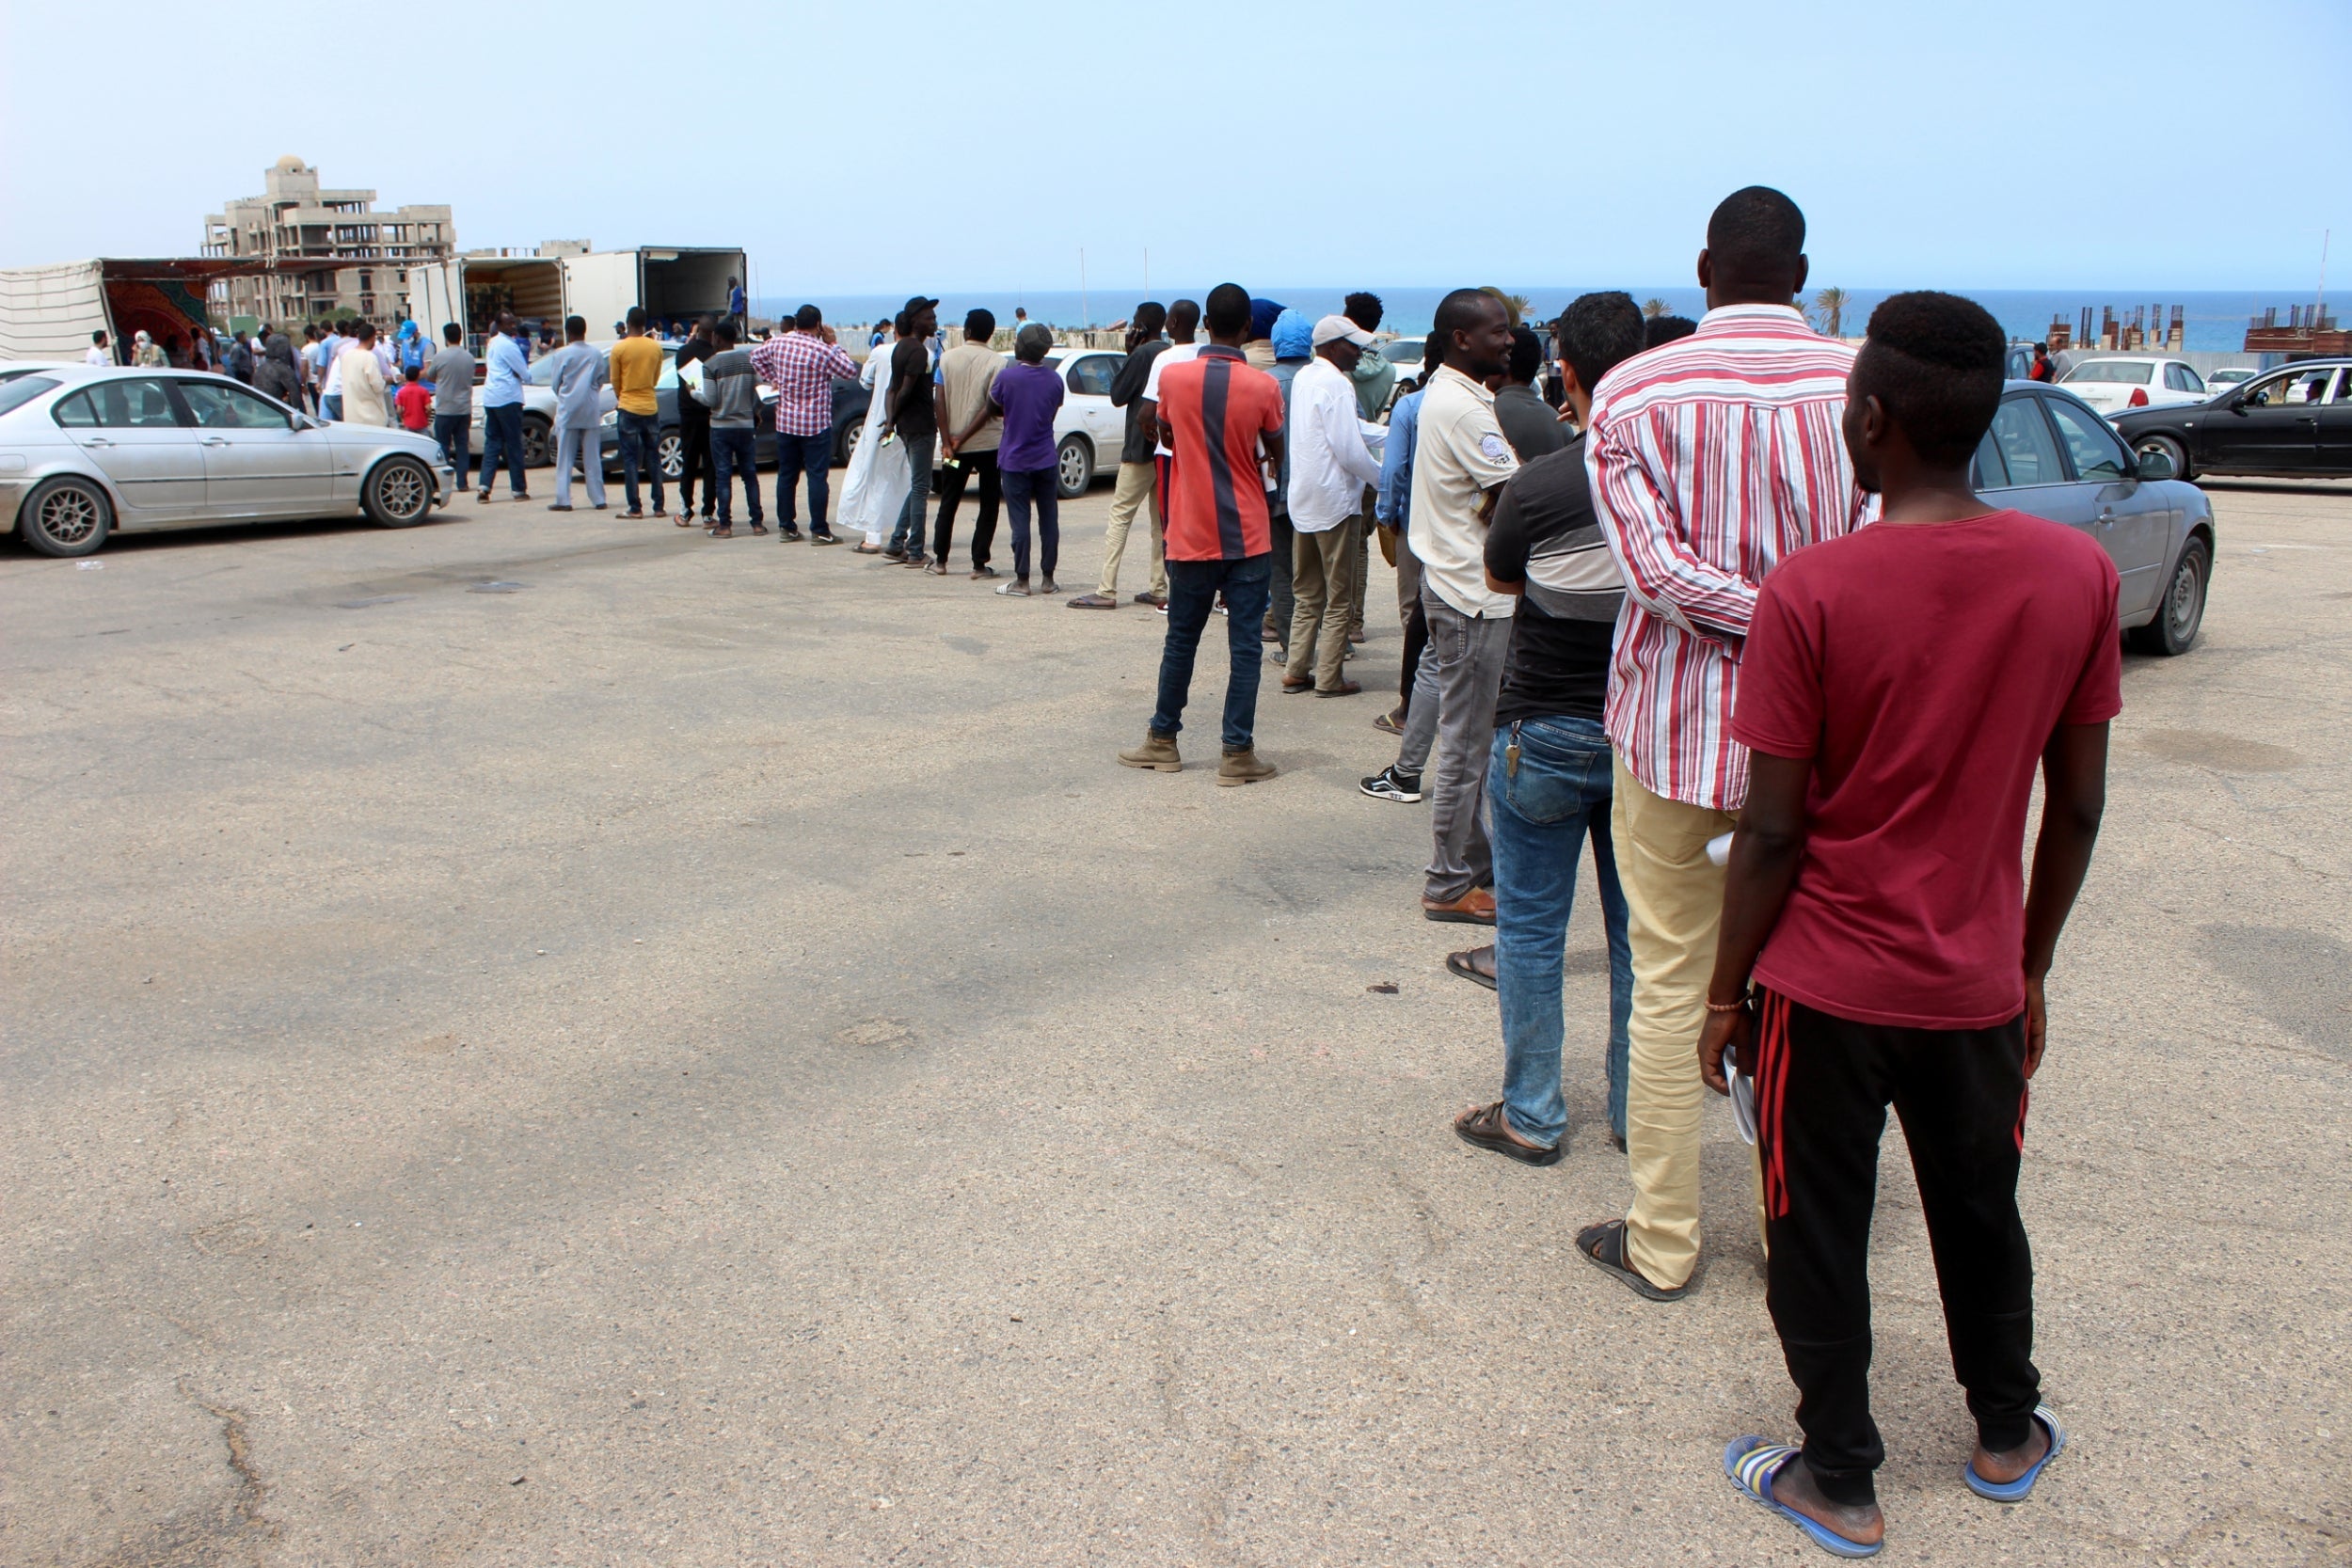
{"left": 560, "top": 247, "right": 748, "bottom": 339}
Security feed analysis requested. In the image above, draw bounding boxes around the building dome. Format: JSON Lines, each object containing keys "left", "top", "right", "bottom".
{"left": 274, "top": 155, "right": 307, "bottom": 171}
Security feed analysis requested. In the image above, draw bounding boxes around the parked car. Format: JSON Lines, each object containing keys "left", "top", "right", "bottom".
{"left": 2057, "top": 355, "right": 2209, "bottom": 415}
{"left": 2112, "top": 358, "right": 2350, "bottom": 481}
{"left": 2205, "top": 366, "right": 2257, "bottom": 394}
{"left": 0, "top": 367, "right": 453, "bottom": 558}
{"left": 1380, "top": 338, "right": 1432, "bottom": 393}
{"left": 828, "top": 344, "right": 1124, "bottom": 499}
{"left": 1973, "top": 381, "right": 2214, "bottom": 655}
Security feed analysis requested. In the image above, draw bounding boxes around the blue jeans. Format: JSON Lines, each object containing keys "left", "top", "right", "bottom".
{"left": 481, "top": 403, "right": 528, "bottom": 496}
{"left": 1489, "top": 715, "right": 1633, "bottom": 1148}
{"left": 773, "top": 429, "right": 833, "bottom": 531}
{"left": 1001, "top": 466, "right": 1059, "bottom": 582}
{"left": 321, "top": 393, "right": 344, "bottom": 421}
{"left": 616, "top": 410, "right": 664, "bottom": 513}
{"left": 708, "top": 427, "right": 761, "bottom": 525}
{"left": 1152, "top": 553, "right": 1273, "bottom": 751}
{"left": 887, "top": 430, "right": 935, "bottom": 554}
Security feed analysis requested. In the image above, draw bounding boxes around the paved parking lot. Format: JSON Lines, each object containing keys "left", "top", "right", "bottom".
{"left": 4, "top": 479, "right": 2347, "bottom": 1566}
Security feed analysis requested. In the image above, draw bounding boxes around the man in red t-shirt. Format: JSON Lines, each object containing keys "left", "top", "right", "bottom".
{"left": 1117, "top": 283, "right": 1287, "bottom": 785}
{"left": 393, "top": 365, "right": 433, "bottom": 433}
{"left": 1698, "top": 293, "right": 2118, "bottom": 1556}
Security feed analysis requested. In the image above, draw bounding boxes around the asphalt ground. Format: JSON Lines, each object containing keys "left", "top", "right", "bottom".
{"left": 4, "top": 476, "right": 2347, "bottom": 1567}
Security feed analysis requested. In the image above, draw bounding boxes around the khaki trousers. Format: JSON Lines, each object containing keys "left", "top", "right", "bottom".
{"left": 1098, "top": 461, "right": 1166, "bottom": 598}
{"left": 1286, "top": 518, "right": 1358, "bottom": 691}
{"left": 1612, "top": 758, "right": 1765, "bottom": 1290}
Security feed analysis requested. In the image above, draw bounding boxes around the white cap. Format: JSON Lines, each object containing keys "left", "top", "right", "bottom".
{"left": 1311, "top": 314, "right": 1375, "bottom": 348}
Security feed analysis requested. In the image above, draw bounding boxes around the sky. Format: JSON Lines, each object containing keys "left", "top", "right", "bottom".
{"left": 3, "top": 0, "right": 2345, "bottom": 299}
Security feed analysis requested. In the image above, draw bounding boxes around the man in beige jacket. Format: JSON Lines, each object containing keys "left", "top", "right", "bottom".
{"left": 336, "top": 323, "right": 391, "bottom": 426}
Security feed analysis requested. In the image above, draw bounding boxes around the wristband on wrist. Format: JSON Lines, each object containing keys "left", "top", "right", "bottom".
{"left": 1705, "top": 992, "right": 1750, "bottom": 1014}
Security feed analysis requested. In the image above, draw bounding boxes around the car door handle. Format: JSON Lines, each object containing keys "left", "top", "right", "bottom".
{"left": 201, "top": 436, "right": 230, "bottom": 446}
{"left": 2095, "top": 508, "right": 2117, "bottom": 527}
{"left": 83, "top": 436, "right": 116, "bottom": 448}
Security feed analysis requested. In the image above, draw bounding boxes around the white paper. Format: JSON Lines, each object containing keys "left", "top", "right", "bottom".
{"left": 1706, "top": 831, "right": 1734, "bottom": 866}
{"left": 1729, "top": 1065, "right": 1758, "bottom": 1146}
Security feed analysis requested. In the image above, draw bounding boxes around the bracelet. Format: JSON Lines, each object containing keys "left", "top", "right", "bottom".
{"left": 1704, "top": 994, "right": 1749, "bottom": 1014}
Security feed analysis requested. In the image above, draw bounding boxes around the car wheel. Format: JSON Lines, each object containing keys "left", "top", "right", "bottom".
{"left": 839, "top": 421, "right": 863, "bottom": 467}
{"left": 2133, "top": 432, "right": 2191, "bottom": 483}
{"left": 20, "top": 475, "right": 113, "bottom": 558}
{"left": 2127, "top": 535, "right": 2208, "bottom": 657}
{"left": 658, "top": 431, "right": 684, "bottom": 480}
{"left": 521, "top": 416, "right": 553, "bottom": 468}
{"left": 1056, "top": 434, "right": 1093, "bottom": 499}
{"left": 363, "top": 456, "right": 435, "bottom": 528}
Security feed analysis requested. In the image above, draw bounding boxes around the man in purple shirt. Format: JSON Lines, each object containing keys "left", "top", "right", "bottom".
{"left": 984, "top": 324, "right": 1067, "bottom": 597}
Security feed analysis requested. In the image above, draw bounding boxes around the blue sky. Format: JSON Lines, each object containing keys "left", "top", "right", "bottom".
{"left": 2, "top": 0, "right": 2344, "bottom": 296}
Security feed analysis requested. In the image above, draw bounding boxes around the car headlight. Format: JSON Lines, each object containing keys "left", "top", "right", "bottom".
{"left": 599, "top": 409, "right": 617, "bottom": 426}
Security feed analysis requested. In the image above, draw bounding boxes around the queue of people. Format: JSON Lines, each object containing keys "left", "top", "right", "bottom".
{"left": 1099, "top": 187, "right": 2102, "bottom": 1559}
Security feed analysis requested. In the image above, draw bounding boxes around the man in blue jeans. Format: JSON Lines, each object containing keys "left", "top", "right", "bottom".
{"left": 752, "top": 305, "right": 860, "bottom": 543}
{"left": 1117, "top": 283, "right": 1287, "bottom": 785}
{"left": 1450, "top": 292, "right": 1649, "bottom": 1163}
{"left": 476, "top": 311, "right": 532, "bottom": 503}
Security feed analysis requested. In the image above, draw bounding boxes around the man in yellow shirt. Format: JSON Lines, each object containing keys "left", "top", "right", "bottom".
{"left": 609, "top": 307, "right": 668, "bottom": 518}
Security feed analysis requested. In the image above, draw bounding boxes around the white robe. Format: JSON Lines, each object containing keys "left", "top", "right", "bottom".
{"left": 837, "top": 340, "right": 910, "bottom": 545}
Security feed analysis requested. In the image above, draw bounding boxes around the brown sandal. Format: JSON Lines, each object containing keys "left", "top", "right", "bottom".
{"left": 1452, "top": 1100, "right": 1561, "bottom": 1165}
{"left": 1575, "top": 1220, "right": 1692, "bottom": 1302}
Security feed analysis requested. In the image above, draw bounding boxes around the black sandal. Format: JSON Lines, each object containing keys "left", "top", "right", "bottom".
{"left": 1452, "top": 1101, "right": 1561, "bottom": 1165}
{"left": 1575, "top": 1219, "right": 1692, "bottom": 1302}
{"left": 1446, "top": 945, "right": 1497, "bottom": 990}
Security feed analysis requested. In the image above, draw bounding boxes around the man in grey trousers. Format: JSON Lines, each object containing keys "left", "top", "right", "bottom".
{"left": 1399, "top": 289, "right": 1521, "bottom": 924}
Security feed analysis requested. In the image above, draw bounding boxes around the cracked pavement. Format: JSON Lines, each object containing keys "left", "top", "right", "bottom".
{"left": 3, "top": 480, "right": 2348, "bottom": 1565}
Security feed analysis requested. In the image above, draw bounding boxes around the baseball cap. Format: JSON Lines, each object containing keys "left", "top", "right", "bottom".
{"left": 1311, "top": 314, "right": 1376, "bottom": 348}
{"left": 903, "top": 294, "right": 941, "bottom": 314}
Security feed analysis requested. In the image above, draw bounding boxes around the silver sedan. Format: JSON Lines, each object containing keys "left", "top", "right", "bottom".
{"left": 0, "top": 367, "right": 455, "bottom": 558}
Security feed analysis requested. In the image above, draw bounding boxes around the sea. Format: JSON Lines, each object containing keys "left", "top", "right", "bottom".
{"left": 755, "top": 287, "right": 2312, "bottom": 355}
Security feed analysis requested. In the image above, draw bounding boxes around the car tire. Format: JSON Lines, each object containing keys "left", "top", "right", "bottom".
{"left": 838, "top": 420, "right": 863, "bottom": 468}
{"left": 1056, "top": 434, "right": 1093, "bottom": 499}
{"left": 362, "top": 456, "right": 436, "bottom": 528}
{"left": 521, "top": 416, "right": 553, "bottom": 468}
{"left": 2133, "top": 432, "right": 2192, "bottom": 483}
{"left": 2127, "top": 534, "right": 2209, "bottom": 657}
{"left": 19, "top": 475, "right": 113, "bottom": 558}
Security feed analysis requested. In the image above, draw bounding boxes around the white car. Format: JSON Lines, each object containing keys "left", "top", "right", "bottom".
{"left": 2058, "top": 356, "right": 2210, "bottom": 416}
{"left": 2205, "top": 367, "right": 2258, "bottom": 396}
{"left": 1038, "top": 347, "right": 1127, "bottom": 496}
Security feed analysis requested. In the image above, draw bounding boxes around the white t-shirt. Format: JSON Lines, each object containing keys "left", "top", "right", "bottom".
{"left": 1139, "top": 341, "right": 1205, "bottom": 457}
{"left": 85, "top": 345, "right": 110, "bottom": 366}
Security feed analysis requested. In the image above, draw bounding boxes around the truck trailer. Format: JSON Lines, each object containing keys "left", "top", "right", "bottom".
{"left": 560, "top": 246, "right": 748, "bottom": 337}
{"left": 0, "top": 257, "right": 300, "bottom": 363}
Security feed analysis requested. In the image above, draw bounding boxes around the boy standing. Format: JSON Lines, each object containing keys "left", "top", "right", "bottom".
{"left": 394, "top": 365, "right": 433, "bottom": 433}
{"left": 1701, "top": 292, "right": 2116, "bottom": 1556}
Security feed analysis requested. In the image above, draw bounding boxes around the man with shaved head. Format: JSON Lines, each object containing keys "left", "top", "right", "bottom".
{"left": 1572, "top": 186, "right": 1875, "bottom": 1306}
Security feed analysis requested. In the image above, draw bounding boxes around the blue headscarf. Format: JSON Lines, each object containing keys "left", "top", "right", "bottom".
{"left": 1248, "top": 297, "right": 1287, "bottom": 341}
{"left": 1271, "top": 309, "right": 1313, "bottom": 361}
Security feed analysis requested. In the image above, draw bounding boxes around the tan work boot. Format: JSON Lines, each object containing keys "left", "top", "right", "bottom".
{"left": 1216, "top": 747, "right": 1278, "bottom": 786}
{"left": 1118, "top": 732, "right": 1183, "bottom": 772}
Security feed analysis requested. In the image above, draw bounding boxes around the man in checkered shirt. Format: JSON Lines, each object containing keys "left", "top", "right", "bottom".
{"left": 752, "top": 306, "right": 861, "bottom": 544}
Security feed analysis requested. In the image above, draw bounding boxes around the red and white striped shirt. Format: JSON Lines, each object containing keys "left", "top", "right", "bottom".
{"left": 751, "top": 330, "right": 862, "bottom": 437}
{"left": 1585, "top": 305, "right": 1875, "bottom": 811}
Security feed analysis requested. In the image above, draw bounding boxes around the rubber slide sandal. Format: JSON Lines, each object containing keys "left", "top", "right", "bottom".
{"left": 1963, "top": 1404, "right": 2066, "bottom": 1502}
{"left": 1724, "top": 1438, "right": 1883, "bottom": 1559}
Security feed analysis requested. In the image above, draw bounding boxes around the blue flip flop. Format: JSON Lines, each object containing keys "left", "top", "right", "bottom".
{"left": 1963, "top": 1403, "right": 2067, "bottom": 1502}
{"left": 1724, "top": 1438, "right": 1883, "bottom": 1559}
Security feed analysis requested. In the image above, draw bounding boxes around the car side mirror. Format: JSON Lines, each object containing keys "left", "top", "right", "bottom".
{"left": 2134, "top": 447, "right": 2176, "bottom": 482}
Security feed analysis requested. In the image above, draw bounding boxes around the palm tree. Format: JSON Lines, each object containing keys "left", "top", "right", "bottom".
{"left": 1812, "top": 287, "right": 1851, "bottom": 339}
{"left": 1642, "top": 297, "right": 1670, "bottom": 319}
{"left": 1479, "top": 287, "right": 1530, "bottom": 327}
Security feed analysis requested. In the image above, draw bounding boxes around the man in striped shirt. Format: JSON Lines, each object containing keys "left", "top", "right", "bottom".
{"left": 1574, "top": 187, "right": 1874, "bottom": 1303}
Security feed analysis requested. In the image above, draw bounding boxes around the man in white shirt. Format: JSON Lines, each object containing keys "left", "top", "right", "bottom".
{"left": 336, "top": 322, "right": 391, "bottom": 427}
{"left": 85, "top": 330, "right": 112, "bottom": 367}
{"left": 1136, "top": 296, "right": 1205, "bottom": 463}
{"left": 316, "top": 322, "right": 348, "bottom": 420}
{"left": 1282, "top": 315, "right": 1385, "bottom": 697}
{"left": 1410, "top": 289, "right": 1521, "bottom": 924}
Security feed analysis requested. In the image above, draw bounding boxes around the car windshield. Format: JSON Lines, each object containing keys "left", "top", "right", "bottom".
{"left": 1383, "top": 341, "right": 1423, "bottom": 365}
{"left": 2211, "top": 369, "right": 2252, "bottom": 384}
{"left": 2062, "top": 360, "right": 2153, "bottom": 386}
{"left": 0, "top": 375, "right": 60, "bottom": 417}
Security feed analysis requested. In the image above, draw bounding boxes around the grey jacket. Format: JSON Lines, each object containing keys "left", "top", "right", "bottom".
{"left": 693, "top": 347, "right": 759, "bottom": 428}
